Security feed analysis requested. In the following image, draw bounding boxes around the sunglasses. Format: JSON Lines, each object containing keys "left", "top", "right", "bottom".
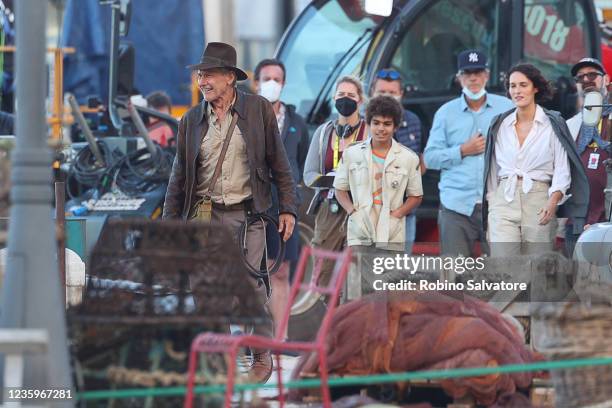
{"left": 574, "top": 71, "right": 604, "bottom": 83}
{"left": 376, "top": 69, "right": 401, "bottom": 80}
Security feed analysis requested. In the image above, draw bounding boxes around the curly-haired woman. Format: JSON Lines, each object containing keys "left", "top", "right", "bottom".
{"left": 483, "top": 63, "right": 588, "bottom": 255}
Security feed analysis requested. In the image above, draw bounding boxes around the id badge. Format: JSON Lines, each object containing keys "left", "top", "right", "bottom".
{"left": 327, "top": 188, "right": 335, "bottom": 199}
{"left": 588, "top": 152, "right": 600, "bottom": 170}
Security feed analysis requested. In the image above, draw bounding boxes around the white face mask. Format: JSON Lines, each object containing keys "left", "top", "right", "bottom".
{"left": 388, "top": 94, "right": 403, "bottom": 103}
{"left": 462, "top": 86, "right": 486, "bottom": 101}
{"left": 580, "top": 84, "right": 607, "bottom": 99}
{"left": 259, "top": 80, "right": 283, "bottom": 103}
{"left": 375, "top": 91, "right": 402, "bottom": 103}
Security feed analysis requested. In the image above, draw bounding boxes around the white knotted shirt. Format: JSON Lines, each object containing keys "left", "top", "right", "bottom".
{"left": 491, "top": 105, "right": 571, "bottom": 203}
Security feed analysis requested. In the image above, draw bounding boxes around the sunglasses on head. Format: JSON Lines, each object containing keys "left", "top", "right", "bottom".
{"left": 574, "top": 71, "right": 604, "bottom": 83}
{"left": 376, "top": 69, "right": 401, "bottom": 80}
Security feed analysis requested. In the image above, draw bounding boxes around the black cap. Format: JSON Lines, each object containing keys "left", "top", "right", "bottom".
{"left": 457, "top": 49, "right": 488, "bottom": 71}
{"left": 571, "top": 57, "right": 606, "bottom": 77}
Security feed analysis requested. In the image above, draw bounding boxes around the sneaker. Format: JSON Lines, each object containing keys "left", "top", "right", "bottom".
{"left": 248, "top": 351, "right": 273, "bottom": 383}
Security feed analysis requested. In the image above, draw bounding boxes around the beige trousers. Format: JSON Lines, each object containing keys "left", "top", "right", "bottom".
{"left": 192, "top": 206, "right": 273, "bottom": 339}
{"left": 488, "top": 179, "right": 557, "bottom": 256}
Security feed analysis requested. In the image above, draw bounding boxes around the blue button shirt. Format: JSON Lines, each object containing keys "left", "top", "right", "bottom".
{"left": 424, "top": 93, "right": 514, "bottom": 216}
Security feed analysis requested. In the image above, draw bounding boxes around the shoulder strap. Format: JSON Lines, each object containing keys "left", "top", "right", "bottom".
{"left": 318, "top": 121, "right": 334, "bottom": 173}
{"left": 602, "top": 115, "right": 610, "bottom": 142}
{"left": 356, "top": 119, "right": 366, "bottom": 141}
{"left": 206, "top": 111, "right": 239, "bottom": 197}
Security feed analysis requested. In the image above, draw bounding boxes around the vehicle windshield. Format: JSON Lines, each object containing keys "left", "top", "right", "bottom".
{"left": 277, "top": 1, "right": 378, "bottom": 118}
{"left": 389, "top": 0, "right": 502, "bottom": 95}
{"left": 523, "top": 0, "right": 593, "bottom": 80}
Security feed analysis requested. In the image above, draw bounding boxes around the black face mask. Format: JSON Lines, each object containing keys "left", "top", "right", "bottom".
{"left": 335, "top": 97, "right": 358, "bottom": 117}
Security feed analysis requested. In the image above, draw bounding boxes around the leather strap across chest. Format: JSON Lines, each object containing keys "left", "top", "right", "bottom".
{"left": 204, "top": 111, "right": 239, "bottom": 198}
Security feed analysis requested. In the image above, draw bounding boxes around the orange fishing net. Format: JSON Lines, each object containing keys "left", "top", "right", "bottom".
{"left": 292, "top": 291, "right": 540, "bottom": 405}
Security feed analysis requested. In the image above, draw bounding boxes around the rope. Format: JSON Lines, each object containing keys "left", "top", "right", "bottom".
{"left": 113, "top": 146, "right": 173, "bottom": 196}
{"left": 105, "top": 366, "right": 211, "bottom": 387}
{"left": 66, "top": 140, "right": 118, "bottom": 198}
{"left": 77, "top": 356, "right": 612, "bottom": 401}
{"left": 238, "top": 212, "right": 285, "bottom": 279}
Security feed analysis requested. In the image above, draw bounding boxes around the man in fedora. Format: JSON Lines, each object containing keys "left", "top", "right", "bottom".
{"left": 163, "top": 42, "right": 297, "bottom": 383}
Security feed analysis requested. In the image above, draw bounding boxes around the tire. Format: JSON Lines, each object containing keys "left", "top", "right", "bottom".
{"left": 287, "top": 221, "right": 327, "bottom": 341}
{"left": 288, "top": 297, "right": 327, "bottom": 341}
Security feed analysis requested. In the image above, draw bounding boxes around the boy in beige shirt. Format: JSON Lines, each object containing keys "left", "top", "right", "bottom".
{"left": 334, "top": 96, "right": 423, "bottom": 298}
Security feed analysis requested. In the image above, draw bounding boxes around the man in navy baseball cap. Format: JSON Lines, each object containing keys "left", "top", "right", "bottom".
{"left": 424, "top": 49, "right": 513, "bottom": 258}
{"left": 457, "top": 49, "right": 488, "bottom": 72}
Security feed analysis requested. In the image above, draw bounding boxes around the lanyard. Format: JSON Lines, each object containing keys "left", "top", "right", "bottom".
{"left": 333, "top": 134, "right": 341, "bottom": 169}
{"left": 333, "top": 122, "right": 362, "bottom": 169}
{"left": 598, "top": 118, "right": 603, "bottom": 135}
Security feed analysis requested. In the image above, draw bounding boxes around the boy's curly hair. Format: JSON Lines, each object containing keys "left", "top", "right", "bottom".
{"left": 366, "top": 95, "right": 403, "bottom": 127}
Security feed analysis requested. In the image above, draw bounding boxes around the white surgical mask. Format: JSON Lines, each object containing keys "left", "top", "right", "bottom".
{"left": 580, "top": 84, "right": 607, "bottom": 99}
{"left": 462, "top": 86, "right": 486, "bottom": 101}
{"left": 259, "top": 80, "right": 283, "bottom": 103}
{"left": 390, "top": 94, "right": 402, "bottom": 103}
{"left": 375, "top": 92, "right": 402, "bottom": 103}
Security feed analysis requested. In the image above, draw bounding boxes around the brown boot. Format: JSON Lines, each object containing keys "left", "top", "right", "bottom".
{"left": 248, "top": 351, "right": 273, "bottom": 383}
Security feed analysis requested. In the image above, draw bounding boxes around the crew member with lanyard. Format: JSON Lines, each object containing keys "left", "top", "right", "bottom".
{"left": 565, "top": 57, "right": 611, "bottom": 256}
{"left": 304, "top": 75, "right": 366, "bottom": 285}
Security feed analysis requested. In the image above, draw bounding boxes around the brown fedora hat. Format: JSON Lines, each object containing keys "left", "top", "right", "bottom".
{"left": 187, "top": 42, "right": 248, "bottom": 81}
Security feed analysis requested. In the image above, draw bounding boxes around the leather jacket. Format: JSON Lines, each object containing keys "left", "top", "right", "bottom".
{"left": 162, "top": 89, "right": 298, "bottom": 219}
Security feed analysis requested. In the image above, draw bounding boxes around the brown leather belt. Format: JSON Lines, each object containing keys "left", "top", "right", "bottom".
{"left": 211, "top": 200, "right": 251, "bottom": 211}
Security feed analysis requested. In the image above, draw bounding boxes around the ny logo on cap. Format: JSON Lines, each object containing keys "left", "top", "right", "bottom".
{"left": 469, "top": 52, "right": 479, "bottom": 63}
